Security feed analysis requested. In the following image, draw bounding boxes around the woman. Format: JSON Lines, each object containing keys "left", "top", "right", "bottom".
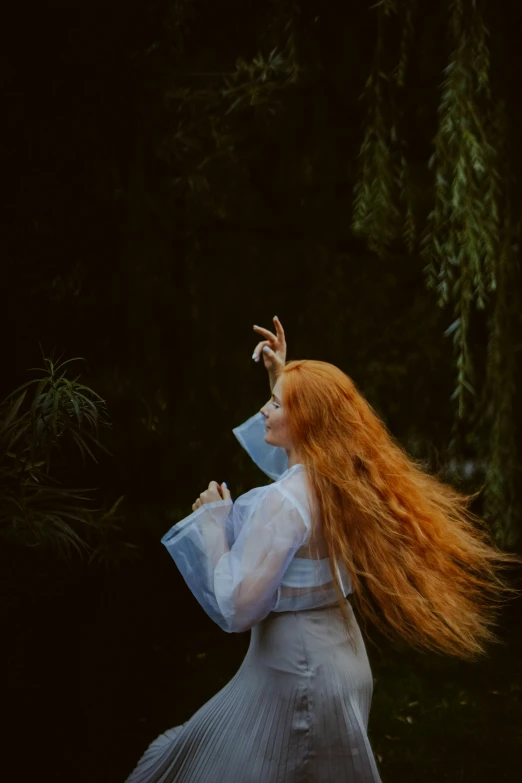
{"left": 125, "top": 316, "right": 521, "bottom": 782}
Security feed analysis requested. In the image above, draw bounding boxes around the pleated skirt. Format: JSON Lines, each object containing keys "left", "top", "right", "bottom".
{"left": 124, "top": 601, "right": 382, "bottom": 782}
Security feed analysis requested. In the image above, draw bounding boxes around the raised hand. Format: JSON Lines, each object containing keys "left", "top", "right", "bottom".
{"left": 252, "top": 316, "right": 287, "bottom": 379}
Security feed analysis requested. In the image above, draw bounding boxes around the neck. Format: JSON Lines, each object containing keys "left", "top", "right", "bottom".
{"left": 286, "top": 445, "right": 303, "bottom": 469}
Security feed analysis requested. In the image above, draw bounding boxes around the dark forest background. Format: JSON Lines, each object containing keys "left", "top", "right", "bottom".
{"left": 3, "top": 1, "right": 522, "bottom": 781}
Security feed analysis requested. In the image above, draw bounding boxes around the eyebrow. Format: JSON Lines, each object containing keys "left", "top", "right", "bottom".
{"left": 272, "top": 393, "right": 281, "bottom": 402}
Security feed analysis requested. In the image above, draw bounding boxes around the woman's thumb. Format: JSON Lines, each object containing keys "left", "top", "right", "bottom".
{"left": 220, "top": 482, "right": 232, "bottom": 500}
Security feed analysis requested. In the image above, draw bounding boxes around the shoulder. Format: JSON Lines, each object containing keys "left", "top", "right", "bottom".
{"left": 235, "top": 481, "right": 291, "bottom": 515}
{"left": 236, "top": 479, "right": 310, "bottom": 537}
{"left": 276, "top": 469, "right": 312, "bottom": 526}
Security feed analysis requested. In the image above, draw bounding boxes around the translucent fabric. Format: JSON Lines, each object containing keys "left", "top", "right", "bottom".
{"left": 124, "top": 604, "right": 382, "bottom": 783}
{"left": 125, "top": 410, "right": 383, "bottom": 782}
{"left": 231, "top": 410, "right": 291, "bottom": 480}
{"left": 160, "top": 410, "right": 352, "bottom": 633}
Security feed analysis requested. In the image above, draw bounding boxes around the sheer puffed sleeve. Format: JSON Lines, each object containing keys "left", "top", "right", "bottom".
{"left": 160, "top": 484, "right": 309, "bottom": 633}
{"left": 232, "top": 411, "right": 289, "bottom": 479}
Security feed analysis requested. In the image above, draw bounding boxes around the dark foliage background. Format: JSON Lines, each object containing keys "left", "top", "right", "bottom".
{"left": 2, "top": 1, "right": 521, "bottom": 781}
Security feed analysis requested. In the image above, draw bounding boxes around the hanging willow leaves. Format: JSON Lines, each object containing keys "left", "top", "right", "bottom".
{"left": 352, "top": 67, "right": 402, "bottom": 256}
{"left": 479, "top": 96, "right": 522, "bottom": 548}
{"left": 422, "top": 0, "right": 501, "bottom": 418}
{"left": 482, "top": 212, "right": 521, "bottom": 548}
{"left": 394, "top": 0, "right": 415, "bottom": 89}
{"left": 352, "top": 0, "right": 520, "bottom": 545}
{"left": 352, "top": 0, "right": 417, "bottom": 257}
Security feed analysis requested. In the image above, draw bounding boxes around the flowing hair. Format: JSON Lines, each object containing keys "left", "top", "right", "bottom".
{"left": 279, "top": 359, "right": 522, "bottom": 660}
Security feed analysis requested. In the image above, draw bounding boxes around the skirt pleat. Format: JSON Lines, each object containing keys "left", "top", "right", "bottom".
{"left": 125, "top": 602, "right": 382, "bottom": 782}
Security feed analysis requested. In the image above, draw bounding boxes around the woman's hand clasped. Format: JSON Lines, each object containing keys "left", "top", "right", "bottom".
{"left": 192, "top": 480, "right": 232, "bottom": 512}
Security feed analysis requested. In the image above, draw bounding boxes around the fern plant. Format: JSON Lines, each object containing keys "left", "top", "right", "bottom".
{"left": 0, "top": 349, "right": 137, "bottom": 569}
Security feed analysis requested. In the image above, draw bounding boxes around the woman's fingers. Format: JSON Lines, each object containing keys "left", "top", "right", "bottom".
{"left": 253, "top": 324, "right": 276, "bottom": 342}
{"left": 272, "top": 316, "right": 285, "bottom": 342}
{"left": 220, "top": 483, "right": 231, "bottom": 500}
{"left": 193, "top": 482, "right": 222, "bottom": 509}
{"left": 192, "top": 482, "right": 230, "bottom": 511}
{"left": 253, "top": 317, "right": 285, "bottom": 347}
{"left": 252, "top": 318, "right": 285, "bottom": 363}
{"left": 252, "top": 339, "right": 270, "bottom": 361}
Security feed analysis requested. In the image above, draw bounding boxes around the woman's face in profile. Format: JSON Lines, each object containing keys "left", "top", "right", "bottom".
{"left": 260, "top": 376, "right": 293, "bottom": 450}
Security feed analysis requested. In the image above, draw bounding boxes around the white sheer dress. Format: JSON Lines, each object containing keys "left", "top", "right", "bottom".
{"left": 124, "top": 410, "right": 382, "bottom": 782}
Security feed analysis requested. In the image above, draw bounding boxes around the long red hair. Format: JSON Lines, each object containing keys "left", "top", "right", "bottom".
{"left": 280, "top": 360, "right": 522, "bottom": 660}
